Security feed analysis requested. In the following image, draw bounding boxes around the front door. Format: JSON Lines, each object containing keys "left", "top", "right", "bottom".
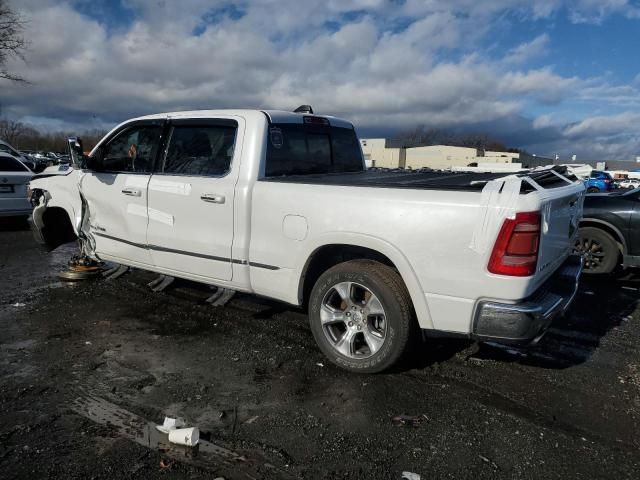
{"left": 81, "top": 121, "right": 163, "bottom": 266}
{"left": 146, "top": 118, "right": 242, "bottom": 281}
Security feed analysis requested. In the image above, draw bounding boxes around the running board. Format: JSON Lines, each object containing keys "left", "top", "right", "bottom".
{"left": 102, "top": 264, "right": 130, "bottom": 280}
{"left": 148, "top": 275, "right": 175, "bottom": 292}
{"left": 205, "top": 287, "right": 236, "bottom": 306}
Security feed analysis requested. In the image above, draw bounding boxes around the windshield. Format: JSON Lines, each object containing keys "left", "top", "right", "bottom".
{"left": 0, "top": 143, "right": 21, "bottom": 158}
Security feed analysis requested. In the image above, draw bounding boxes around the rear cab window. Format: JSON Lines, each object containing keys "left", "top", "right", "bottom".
{"left": 0, "top": 155, "right": 29, "bottom": 172}
{"left": 264, "top": 120, "right": 363, "bottom": 177}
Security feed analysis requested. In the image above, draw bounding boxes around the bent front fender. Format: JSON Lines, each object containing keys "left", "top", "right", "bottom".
{"left": 28, "top": 190, "right": 78, "bottom": 252}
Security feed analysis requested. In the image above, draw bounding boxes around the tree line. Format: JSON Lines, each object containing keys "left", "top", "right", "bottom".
{"left": 0, "top": 118, "right": 107, "bottom": 153}
{"left": 388, "top": 125, "right": 526, "bottom": 154}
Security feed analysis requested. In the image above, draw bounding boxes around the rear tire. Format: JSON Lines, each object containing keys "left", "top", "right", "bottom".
{"left": 574, "top": 227, "right": 619, "bottom": 274}
{"left": 308, "top": 259, "right": 415, "bottom": 373}
{"left": 586, "top": 187, "right": 600, "bottom": 193}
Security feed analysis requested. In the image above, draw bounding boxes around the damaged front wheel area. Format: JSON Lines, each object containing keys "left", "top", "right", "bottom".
{"left": 58, "top": 251, "right": 104, "bottom": 281}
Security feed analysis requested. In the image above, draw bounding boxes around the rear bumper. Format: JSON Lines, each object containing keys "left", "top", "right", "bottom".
{"left": 472, "top": 255, "right": 583, "bottom": 344}
{"left": 0, "top": 198, "right": 32, "bottom": 217}
{"left": 0, "top": 208, "right": 32, "bottom": 217}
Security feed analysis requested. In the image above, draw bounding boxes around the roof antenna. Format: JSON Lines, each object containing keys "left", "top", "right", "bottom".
{"left": 294, "top": 105, "right": 313, "bottom": 114}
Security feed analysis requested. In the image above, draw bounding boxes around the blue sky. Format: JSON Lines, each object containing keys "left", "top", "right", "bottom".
{"left": 2, "top": 0, "right": 640, "bottom": 159}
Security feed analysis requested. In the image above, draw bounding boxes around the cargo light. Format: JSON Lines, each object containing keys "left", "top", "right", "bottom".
{"left": 488, "top": 211, "right": 541, "bottom": 276}
{"left": 303, "top": 115, "right": 330, "bottom": 126}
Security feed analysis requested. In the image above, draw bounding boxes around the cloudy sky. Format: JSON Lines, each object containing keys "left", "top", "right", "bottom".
{"left": 2, "top": 0, "right": 640, "bottom": 160}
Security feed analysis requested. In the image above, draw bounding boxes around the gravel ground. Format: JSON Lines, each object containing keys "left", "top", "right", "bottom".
{"left": 1, "top": 216, "right": 639, "bottom": 479}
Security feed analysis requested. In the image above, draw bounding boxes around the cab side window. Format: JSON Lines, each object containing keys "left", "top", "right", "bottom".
{"left": 162, "top": 125, "right": 237, "bottom": 177}
{"left": 102, "top": 126, "right": 161, "bottom": 173}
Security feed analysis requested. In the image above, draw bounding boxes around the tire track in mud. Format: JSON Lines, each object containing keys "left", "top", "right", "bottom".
{"left": 70, "top": 392, "right": 296, "bottom": 480}
{"left": 400, "top": 369, "right": 640, "bottom": 454}
{"left": 60, "top": 269, "right": 640, "bottom": 458}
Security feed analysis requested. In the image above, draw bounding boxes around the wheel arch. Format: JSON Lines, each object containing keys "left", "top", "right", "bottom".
{"left": 30, "top": 187, "right": 79, "bottom": 251}
{"left": 296, "top": 234, "right": 434, "bottom": 329}
{"left": 579, "top": 218, "right": 627, "bottom": 254}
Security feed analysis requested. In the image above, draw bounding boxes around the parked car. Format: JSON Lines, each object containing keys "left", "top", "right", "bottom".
{"left": 584, "top": 170, "right": 614, "bottom": 193}
{"left": 575, "top": 188, "right": 640, "bottom": 273}
{"left": 0, "top": 139, "right": 38, "bottom": 169}
{"left": 27, "top": 108, "right": 585, "bottom": 372}
{"left": 0, "top": 152, "right": 34, "bottom": 218}
{"left": 619, "top": 178, "right": 640, "bottom": 190}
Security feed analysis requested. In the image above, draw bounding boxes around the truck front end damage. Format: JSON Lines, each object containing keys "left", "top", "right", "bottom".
{"left": 29, "top": 187, "right": 78, "bottom": 251}
{"left": 27, "top": 164, "right": 93, "bottom": 253}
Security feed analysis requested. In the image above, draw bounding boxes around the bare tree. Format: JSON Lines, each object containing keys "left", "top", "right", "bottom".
{"left": 390, "top": 126, "right": 456, "bottom": 148}
{"left": 0, "top": 118, "right": 26, "bottom": 144}
{"left": 0, "top": 0, "right": 27, "bottom": 82}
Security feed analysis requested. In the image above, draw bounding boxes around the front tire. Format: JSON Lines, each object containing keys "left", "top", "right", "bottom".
{"left": 574, "top": 227, "right": 619, "bottom": 274}
{"left": 308, "top": 260, "right": 415, "bottom": 373}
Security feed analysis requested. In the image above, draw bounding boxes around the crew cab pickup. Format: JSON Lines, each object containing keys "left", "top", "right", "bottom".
{"left": 27, "top": 108, "right": 585, "bottom": 372}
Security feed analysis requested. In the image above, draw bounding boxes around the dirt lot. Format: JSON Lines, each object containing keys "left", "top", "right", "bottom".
{"left": 1, "top": 217, "right": 639, "bottom": 479}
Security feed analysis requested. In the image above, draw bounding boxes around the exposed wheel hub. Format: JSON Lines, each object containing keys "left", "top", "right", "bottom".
{"left": 574, "top": 237, "right": 605, "bottom": 271}
{"left": 320, "top": 281, "right": 387, "bottom": 359}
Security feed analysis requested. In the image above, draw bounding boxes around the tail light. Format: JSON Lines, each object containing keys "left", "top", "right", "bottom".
{"left": 488, "top": 211, "right": 541, "bottom": 276}
{"left": 604, "top": 178, "right": 611, "bottom": 183}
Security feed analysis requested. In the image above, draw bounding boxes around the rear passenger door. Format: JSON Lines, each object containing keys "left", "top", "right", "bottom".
{"left": 146, "top": 118, "right": 242, "bottom": 282}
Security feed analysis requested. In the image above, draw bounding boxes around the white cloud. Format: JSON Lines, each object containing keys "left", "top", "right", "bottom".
{"left": 533, "top": 114, "right": 556, "bottom": 129}
{"left": 1, "top": 0, "right": 639, "bottom": 159}
{"left": 499, "top": 68, "right": 580, "bottom": 104}
{"left": 563, "top": 112, "right": 640, "bottom": 138}
{"left": 504, "top": 34, "right": 550, "bottom": 64}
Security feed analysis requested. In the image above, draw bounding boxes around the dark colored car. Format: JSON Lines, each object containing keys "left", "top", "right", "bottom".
{"left": 574, "top": 188, "right": 640, "bottom": 273}
{"left": 584, "top": 170, "right": 614, "bottom": 193}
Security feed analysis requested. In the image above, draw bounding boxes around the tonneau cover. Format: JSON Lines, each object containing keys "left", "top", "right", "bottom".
{"left": 260, "top": 166, "right": 575, "bottom": 193}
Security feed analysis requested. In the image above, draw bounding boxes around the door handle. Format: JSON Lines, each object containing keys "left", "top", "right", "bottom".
{"left": 201, "top": 193, "right": 225, "bottom": 204}
{"left": 121, "top": 188, "right": 142, "bottom": 197}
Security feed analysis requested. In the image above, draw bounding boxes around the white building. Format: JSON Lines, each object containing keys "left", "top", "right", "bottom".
{"left": 483, "top": 151, "right": 521, "bottom": 163}
{"left": 404, "top": 145, "right": 481, "bottom": 169}
{"left": 360, "top": 138, "right": 406, "bottom": 168}
{"left": 359, "top": 139, "right": 545, "bottom": 170}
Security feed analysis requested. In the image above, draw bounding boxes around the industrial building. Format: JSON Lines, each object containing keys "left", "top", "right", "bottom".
{"left": 359, "top": 138, "right": 406, "bottom": 168}
{"left": 360, "top": 138, "right": 552, "bottom": 170}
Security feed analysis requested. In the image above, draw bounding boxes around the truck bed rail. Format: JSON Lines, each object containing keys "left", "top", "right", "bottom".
{"left": 260, "top": 166, "right": 577, "bottom": 193}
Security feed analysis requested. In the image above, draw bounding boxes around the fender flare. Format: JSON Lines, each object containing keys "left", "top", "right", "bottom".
{"left": 579, "top": 217, "right": 627, "bottom": 254}
{"left": 293, "top": 232, "right": 434, "bottom": 329}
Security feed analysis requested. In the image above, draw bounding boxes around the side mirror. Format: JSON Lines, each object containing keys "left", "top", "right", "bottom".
{"left": 68, "top": 137, "right": 102, "bottom": 171}
{"left": 67, "top": 137, "right": 86, "bottom": 168}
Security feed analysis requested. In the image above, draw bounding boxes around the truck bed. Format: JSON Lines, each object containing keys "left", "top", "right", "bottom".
{"left": 261, "top": 166, "right": 573, "bottom": 193}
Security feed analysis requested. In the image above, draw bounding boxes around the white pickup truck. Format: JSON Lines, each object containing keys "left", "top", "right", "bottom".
{"left": 27, "top": 107, "right": 585, "bottom": 372}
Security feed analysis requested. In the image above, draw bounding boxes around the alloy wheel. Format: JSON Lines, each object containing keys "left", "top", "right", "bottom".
{"left": 320, "top": 281, "right": 387, "bottom": 359}
{"left": 574, "top": 237, "right": 606, "bottom": 271}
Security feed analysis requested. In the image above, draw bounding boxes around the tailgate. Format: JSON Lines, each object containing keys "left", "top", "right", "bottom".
{"left": 536, "top": 187, "right": 583, "bottom": 279}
